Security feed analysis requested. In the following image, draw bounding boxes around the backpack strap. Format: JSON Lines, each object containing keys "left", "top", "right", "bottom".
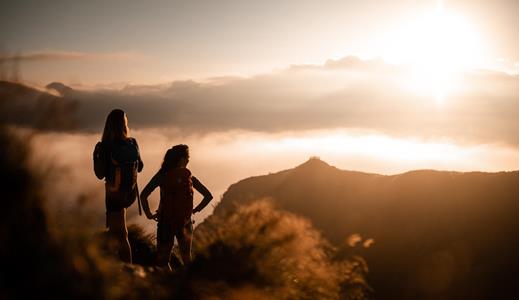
{"left": 128, "top": 137, "right": 144, "bottom": 172}
{"left": 136, "top": 183, "right": 142, "bottom": 216}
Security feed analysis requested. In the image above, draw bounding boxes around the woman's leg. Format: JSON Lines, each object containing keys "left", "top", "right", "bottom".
{"left": 106, "top": 209, "right": 132, "bottom": 263}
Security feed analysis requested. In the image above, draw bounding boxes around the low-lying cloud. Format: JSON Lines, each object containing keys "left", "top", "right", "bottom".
{"left": 0, "top": 50, "right": 140, "bottom": 63}
{"left": 2, "top": 55, "right": 519, "bottom": 149}
{"left": 28, "top": 55, "right": 519, "bottom": 148}
{"left": 25, "top": 126, "right": 519, "bottom": 236}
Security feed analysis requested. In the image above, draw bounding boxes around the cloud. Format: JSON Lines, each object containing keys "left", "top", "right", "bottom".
{"left": 288, "top": 56, "right": 393, "bottom": 72}
{"left": 0, "top": 50, "right": 141, "bottom": 63}
{"left": 3, "top": 55, "right": 519, "bottom": 148}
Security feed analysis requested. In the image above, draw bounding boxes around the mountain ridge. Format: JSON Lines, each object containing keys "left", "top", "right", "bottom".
{"left": 213, "top": 157, "right": 519, "bottom": 299}
{"left": 0, "top": 80, "right": 78, "bottom": 130}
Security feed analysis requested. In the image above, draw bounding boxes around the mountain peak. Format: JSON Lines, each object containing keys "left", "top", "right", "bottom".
{"left": 295, "top": 156, "right": 332, "bottom": 170}
{"left": 46, "top": 82, "right": 73, "bottom": 96}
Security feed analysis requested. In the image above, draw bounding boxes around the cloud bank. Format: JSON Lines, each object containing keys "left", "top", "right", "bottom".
{"left": 0, "top": 50, "right": 140, "bottom": 63}
{"left": 3, "top": 55, "right": 519, "bottom": 148}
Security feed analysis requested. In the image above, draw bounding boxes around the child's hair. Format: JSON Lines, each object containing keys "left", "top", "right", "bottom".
{"left": 161, "top": 144, "right": 189, "bottom": 171}
{"left": 102, "top": 109, "right": 129, "bottom": 142}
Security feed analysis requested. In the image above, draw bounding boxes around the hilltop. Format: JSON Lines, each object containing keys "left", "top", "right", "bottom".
{"left": 212, "top": 158, "right": 519, "bottom": 299}
{"left": 0, "top": 80, "right": 77, "bottom": 130}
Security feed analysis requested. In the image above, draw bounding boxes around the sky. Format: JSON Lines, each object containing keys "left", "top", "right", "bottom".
{"left": 2, "top": 0, "right": 519, "bottom": 228}
{"left": 1, "top": 0, "right": 519, "bottom": 85}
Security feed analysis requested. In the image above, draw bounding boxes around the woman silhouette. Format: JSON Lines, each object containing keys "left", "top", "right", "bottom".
{"left": 93, "top": 109, "right": 143, "bottom": 263}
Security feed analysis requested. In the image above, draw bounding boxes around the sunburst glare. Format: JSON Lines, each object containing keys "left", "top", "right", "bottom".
{"left": 382, "top": 1, "right": 487, "bottom": 104}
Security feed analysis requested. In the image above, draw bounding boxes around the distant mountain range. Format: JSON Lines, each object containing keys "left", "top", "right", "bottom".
{"left": 0, "top": 80, "right": 77, "bottom": 130}
{"left": 213, "top": 158, "right": 519, "bottom": 299}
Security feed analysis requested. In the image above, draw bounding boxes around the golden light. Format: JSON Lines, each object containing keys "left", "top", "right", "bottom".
{"left": 382, "top": 1, "right": 487, "bottom": 103}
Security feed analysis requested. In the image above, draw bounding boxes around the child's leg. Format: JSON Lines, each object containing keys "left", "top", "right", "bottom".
{"left": 156, "top": 222, "right": 174, "bottom": 270}
{"left": 176, "top": 222, "right": 193, "bottom": 265}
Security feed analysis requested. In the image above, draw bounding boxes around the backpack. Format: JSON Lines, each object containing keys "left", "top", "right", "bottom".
{"left": 159, "top": 168, "right": 193, "bottom": 228}
{"left": 93, "top": 142, "right": 107, "bottom": 179}
{"left": 96, "top": 139, "right": 141, "bottom": 210}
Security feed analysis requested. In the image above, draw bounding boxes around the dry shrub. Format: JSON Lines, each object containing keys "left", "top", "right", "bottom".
{"left": 187, "top": 199, "right": 370, "bottom": 300}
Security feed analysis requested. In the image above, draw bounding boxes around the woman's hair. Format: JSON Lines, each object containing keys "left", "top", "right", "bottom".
{"left": 161, "top": 144, "right": 189, "bottom": 171}
{"left": 102, "top": 109, "right": 129, "bottom": 142}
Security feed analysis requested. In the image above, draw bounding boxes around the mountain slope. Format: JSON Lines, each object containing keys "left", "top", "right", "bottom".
{"left": 0, "top": 81, "right": 77, "bottom": 130}
{"left": 214, "top": 158, "right": 519, "bottom": 299}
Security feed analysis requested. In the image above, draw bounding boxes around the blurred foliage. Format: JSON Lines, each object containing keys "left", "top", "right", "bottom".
{"left": 191, "top": 200, "right": 371, "bottom": 300}
{"left": 0, "top": 126, "right": 369, "bottom": 300}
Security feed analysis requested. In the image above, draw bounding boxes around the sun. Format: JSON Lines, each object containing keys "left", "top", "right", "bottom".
{"left": 382, "top": 2, "right": 486, "bottom": 103}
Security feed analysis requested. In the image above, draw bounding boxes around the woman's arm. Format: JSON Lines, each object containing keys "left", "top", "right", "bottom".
{"left": 140, "top": 171, "right": 162, "bottom": 219}
{"left": 192, "top": 176, "right": 213, "bottom": 213}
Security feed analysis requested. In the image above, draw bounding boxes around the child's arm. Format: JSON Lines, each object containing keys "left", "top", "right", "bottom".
{"left": 192, "top": 176, "right": 213, "bottom": 214}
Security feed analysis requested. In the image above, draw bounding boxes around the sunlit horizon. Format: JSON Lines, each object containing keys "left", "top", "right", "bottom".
{"left": 3, "top": 0, "right": 519, "bottom": 201}
{"left": 2, "top": 0, "right": 518, "bottom": 87}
